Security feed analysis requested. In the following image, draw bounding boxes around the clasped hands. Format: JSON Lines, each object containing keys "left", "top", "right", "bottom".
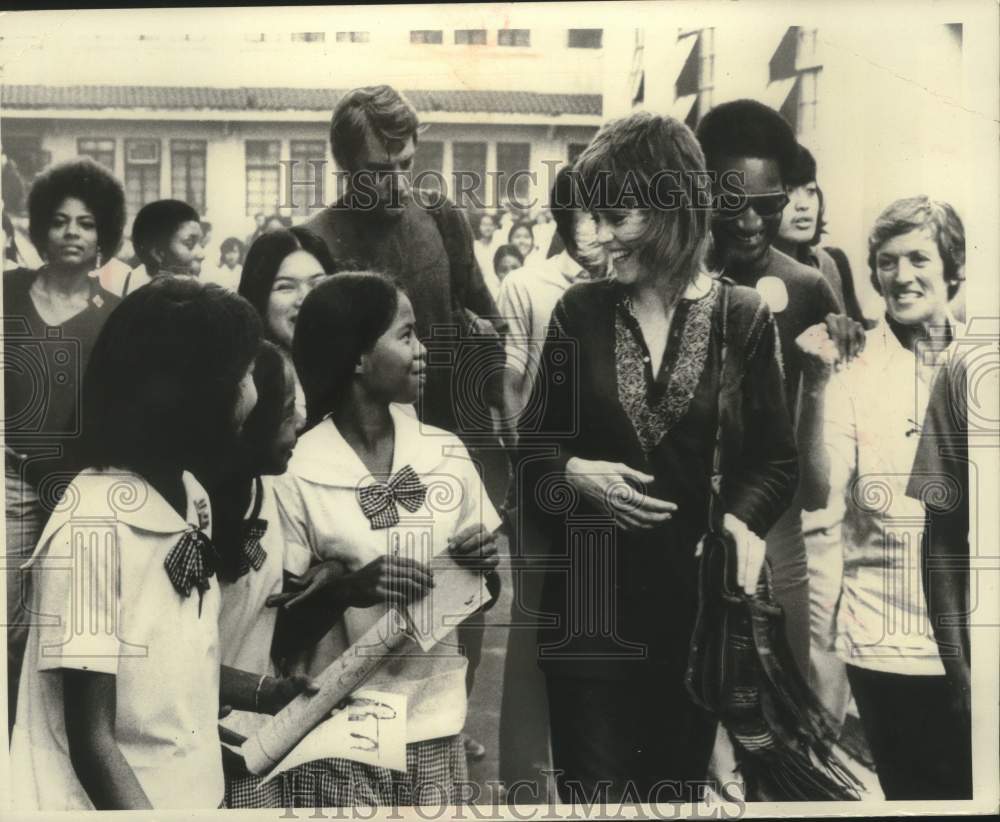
{"left": 564, "top": 457, "right": 765, "bottom": 592}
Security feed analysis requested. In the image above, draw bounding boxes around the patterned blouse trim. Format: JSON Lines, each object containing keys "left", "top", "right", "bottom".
{"left": 614, "top": 280, "right": 721, "bottom": 453}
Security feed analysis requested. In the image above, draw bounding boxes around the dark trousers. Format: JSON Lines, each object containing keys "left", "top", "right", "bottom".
{"left": 545, "top": 674, "right": 717, "bottom": 804}
{"left": 846, "top": 666, "right": 972, "bottom": 800}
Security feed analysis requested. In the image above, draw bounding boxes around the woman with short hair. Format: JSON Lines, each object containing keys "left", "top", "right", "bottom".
{"left": 118, "top": 198, "right": 206, "bottom": 296}
{"left": 520, "top": 111, "right": 798, "bottom": 801}
{"left": 3, "top": 157, "right": 125, "bottom": 731}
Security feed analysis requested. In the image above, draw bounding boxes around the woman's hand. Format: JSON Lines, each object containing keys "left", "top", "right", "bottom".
{"left": 341, "top": 555, "right": 435, "bottom": 609}
{"left": 448, "top": 524, "right": 500, "bottom": 572}
{"left": 565, "top": 457, "right": 677, "bottom": 532}
{"left": 723, "top": 513, "right": 767, "bottom": 594}
{"left": 259, "top": 674, "right": 320, "bottom": 715}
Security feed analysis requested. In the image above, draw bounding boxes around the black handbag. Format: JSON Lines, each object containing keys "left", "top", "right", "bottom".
{"left": 684, "top": 281, "right": 862, "bottom": 801}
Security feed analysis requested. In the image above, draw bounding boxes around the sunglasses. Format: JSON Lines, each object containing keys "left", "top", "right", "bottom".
{"left": 712, "top": 192, "right": 790, "bottom": 221}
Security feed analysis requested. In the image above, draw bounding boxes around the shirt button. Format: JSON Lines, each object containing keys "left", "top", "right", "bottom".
{"left": 643, "top": 356, "right": 650, "bottom": 363}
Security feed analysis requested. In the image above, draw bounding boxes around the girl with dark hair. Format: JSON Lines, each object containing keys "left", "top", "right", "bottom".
{"left": 774, "top": 144, "right": 867, "bottom": 324}
{"left": 203, "top": 236, "right": 247, "bottom": 292}
{"left": 117, "top": 198, "right": 205, "bottom": 296}
{"left": 4, "top": 157, "right": 125, "bottom": 731}
{"left": 238, "top": 226, "right": 337, "bottom": 422}
{"left": 508, "top": 220, "right": 536, "bottom": 264}
{"left": 9, "top": 278, "right": 267, "bottom": 810}
{"left": 492, "top": 243, "right": 524, "bottom": 282}
{"left": 268, "top": 272, "right": 501, "bottom": 807}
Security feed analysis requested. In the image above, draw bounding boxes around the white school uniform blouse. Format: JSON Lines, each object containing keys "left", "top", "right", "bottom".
{"left": 274, "top": 404, "right": 501, "bottom": 743}
{"left": 9, "top": 468, "right": 225, "bottom": 810}
{"left": 218, "top": 476, "right": 310, "bottom": 739}
{"left": 824, "top": 319, "right": 961, "bottom": 675}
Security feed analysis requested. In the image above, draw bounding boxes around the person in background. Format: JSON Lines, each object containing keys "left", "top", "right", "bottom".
{"left": 264, "top": 214, "right": 292, "bottom": 233}
{"left": 496, "top": 164, "right": 609, "bottom": 796}
{"left": 111, "top": 199, "right": 205, "bottom": 297}
{"left": 774, "top": 144, "right": 867, "bottom": 325}
{"left": 4, "top": 158, "right": 125, "bottom": 734}
{"left": 493, "top": 244, "right": 524, "bottom": 283}
{"left": 774, "top": 143, "right": 870, "bottom": 738}
{"left": 10, "top": 278, "right": 265, "bottom": 810}
{"left": 473, "top": 211, "right": 500, "bottom": 298}
{"left": 237, "top": 226, "right": 337, "bottom": 424}
{"left": 798, "top": 196, "right": 969, "bottom": 799}
{"left": 245, "top": 212, "right": 266, "bottom": 250}
{"left": 508, "top": 220, "right": 538, "bottom": 265}
{"left": 203, "top": 236, "right": 246, "bottom": 292}
{"left": 270, "top": 272, "right": 501, "bottom": 806}
{"left": 908, "top": 343, "right": 987, "bottom": 727}
{"left": 697, "top": 99, "right": 866, "bottom": 678}
{"left": 199, "top": 220, "right": 213, "bottom": 249}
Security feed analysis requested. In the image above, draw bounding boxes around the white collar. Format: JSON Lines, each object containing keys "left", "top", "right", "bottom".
{"left": 24, "top": 468, "right": 211, "bottom": 568}
{"left": 289, "top": 404, "right": 448, "bottom": 488}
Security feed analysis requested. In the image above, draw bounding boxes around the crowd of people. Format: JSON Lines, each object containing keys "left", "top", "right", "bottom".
{"left": 2, "top": 83, "right": 976, "bottom": 810}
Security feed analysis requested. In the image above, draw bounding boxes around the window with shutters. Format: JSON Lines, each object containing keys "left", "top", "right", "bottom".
{"left": 451, "top": 142, "right": 487, "bottom": 208}
{"left": 289, "top": 140, "right": 326, "bottom": 216}
{"left": 245, "top": 140, "right": 281, "bottom": 216}
{"left": 455, "top": 29, "right": 487, "bottom": 45}
{"left": 498, "top": 29, "right": 530, "bottom": 47}
{"left": 568, "top": 29, "right": 603, "bottom": 49}
{"left": 171, "top": 140, "right": 206, "bottom": 215}
{"left": 124, "top": 139, "right": 161, "bottom": 219}
{"left": 497, "top": 142, "right": 531, "bottom": 206}
{"left": 410, "top": 30, "right": 443, "bottom": 44}
{"left": 77, "top": 138, "right": 115, "bottom": 171}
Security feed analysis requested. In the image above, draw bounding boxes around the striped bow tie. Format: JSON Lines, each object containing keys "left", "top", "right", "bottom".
{"left": 236, "top": 518, "right": 269, "bottom": 579}
{"left": 163, "top": 528, "right": 218, "bottom": 616}
{"left": 358, "top": 465, "right": 427, "bottom": 530}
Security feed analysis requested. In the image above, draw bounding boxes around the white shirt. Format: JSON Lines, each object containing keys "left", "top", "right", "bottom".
{"left": 824, "top": 319, "right": 961, "bottom": 674}
{"left": 10, "top": 468, "right": 225, "bottom": 810}
{"left": 274, "top": 405, "right": 501, "bottom": 743}
{"left": 473, "top": 239, "right": 499, "bottom": 300}
{"left": 218, "top": 476, "right": 310, "bottom": 739}
{"left": 497, "top": 250, "right": 589, "bottom": 418}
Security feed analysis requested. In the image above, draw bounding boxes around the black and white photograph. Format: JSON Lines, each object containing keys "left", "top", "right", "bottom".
{"left": 1, "top": 1, "right": 998, "bottom": 817}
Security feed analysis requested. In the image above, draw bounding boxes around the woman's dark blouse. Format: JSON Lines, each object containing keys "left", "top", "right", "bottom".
{"left": 3, "top": 267, "right": 120, "bottom": 495}
{"left": 517, "top": 277, "right": 797, "bottom": 680}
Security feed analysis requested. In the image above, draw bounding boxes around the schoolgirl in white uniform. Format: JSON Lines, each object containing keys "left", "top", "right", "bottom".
{"left": 271, "top": 271, "right": 501, "bottom": 807}
{"left": 10, "top": 278, "right": 262, "bottom": 810}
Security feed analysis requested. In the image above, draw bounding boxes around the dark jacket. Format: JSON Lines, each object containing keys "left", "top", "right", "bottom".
{"left": 516, "top": 277, "right": 797, "bottom": 680}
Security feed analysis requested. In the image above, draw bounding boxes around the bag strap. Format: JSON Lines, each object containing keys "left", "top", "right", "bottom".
{"left": 708, "top": 280, "right": 731, "bottom": 535}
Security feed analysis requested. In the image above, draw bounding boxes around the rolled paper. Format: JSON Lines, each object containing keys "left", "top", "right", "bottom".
{"left": 242, "top": 609, "right": 410, "bottom": 775}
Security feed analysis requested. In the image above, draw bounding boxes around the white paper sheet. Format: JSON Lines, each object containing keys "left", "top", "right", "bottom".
{"left": 261, "top": 689, "right": 408, "bottom": 780}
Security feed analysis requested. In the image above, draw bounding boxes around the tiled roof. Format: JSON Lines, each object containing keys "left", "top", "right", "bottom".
{"left": 1, "top": 85, "right": 602, "bottom": 117}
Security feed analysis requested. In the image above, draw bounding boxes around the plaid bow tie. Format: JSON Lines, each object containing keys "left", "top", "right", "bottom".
{"left": 357, "top": 464, "right": 427, "bottom": 530}
{"left": 236, "top": 518, "right": 268, "bottom": 578}
{"left": 163, "top": 528, "right": 218, "bottom": 616}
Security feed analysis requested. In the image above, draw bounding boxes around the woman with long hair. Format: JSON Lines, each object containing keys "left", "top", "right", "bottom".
{"left": 238, "top": 226, "right": 337, "bottom": 421}
{"left": 10, "top": 278, "right": 264, "bottom": 809}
